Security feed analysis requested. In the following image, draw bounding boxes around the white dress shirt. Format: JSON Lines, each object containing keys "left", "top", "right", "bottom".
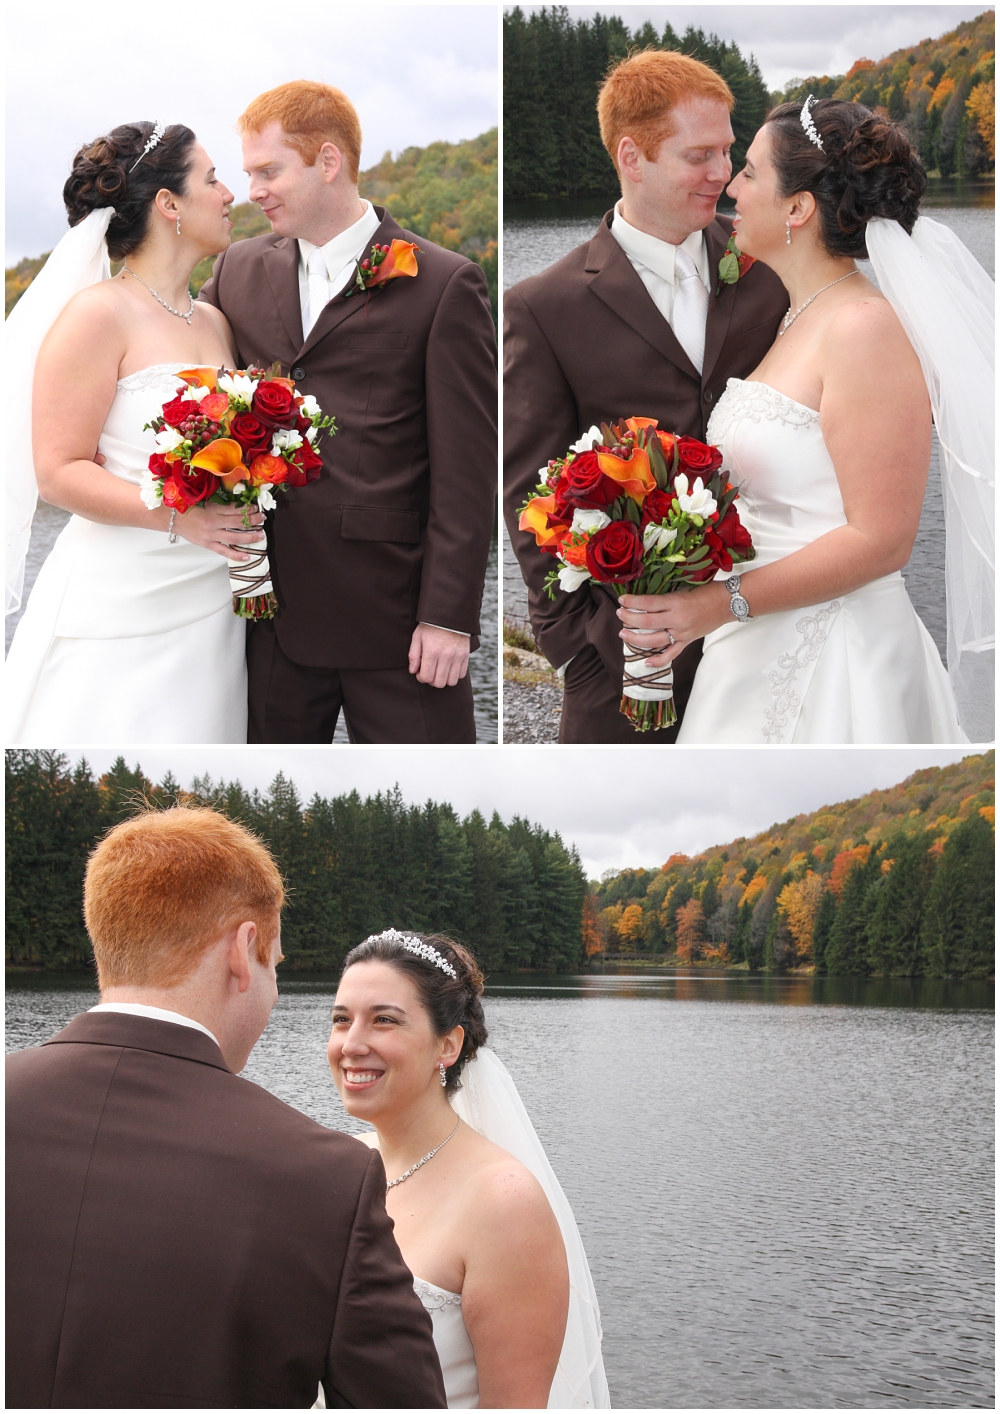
{"left": 89, "top": 1002, "right": 220, "bottom": 1048}
{"left": 297, "top": 200, "right": 382, "bottom": 335}
{"left": 610, "top": 204, "right": 710, "bottom": 325}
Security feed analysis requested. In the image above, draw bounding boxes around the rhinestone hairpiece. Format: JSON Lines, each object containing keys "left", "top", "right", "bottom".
{"left": 800, "top": 95, "right": 824, "bottom": 152}
{"left": 365, "top": 928, "right": 457, "bottom": 978}
{"left": 130, "top": 121, "right": 167, "bottom": 173}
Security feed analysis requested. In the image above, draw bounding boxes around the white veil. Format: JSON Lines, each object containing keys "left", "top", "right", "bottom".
{"left": 450, "top": 1046, "right": 611, "bottom": 1409}
{"left": 866, "top": 215, "right": 994, "bottom": 742}
{"left": 5, "top": 206, "right": 114, "bottom": 617}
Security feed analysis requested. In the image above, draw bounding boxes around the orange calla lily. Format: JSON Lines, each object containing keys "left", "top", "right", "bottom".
{"left": 189, "top": 438, "right": 246, "bottom": 476}
{"left": 199, "top": 393, "right": 230, "bottom": 422}
{"left": 626, "top": 416, "right": 659, "bottom": 434}
{"left": 518, "top": 494, "right": 570, "bottom": 550}
{"left": 369, "top": 240, "right": 420, "bottom": 286}
{"left": 177, "top": 367, "right": 218, "bottom": 392}
{"left": 597, "top": 447, "right": 656, "bottom": 503}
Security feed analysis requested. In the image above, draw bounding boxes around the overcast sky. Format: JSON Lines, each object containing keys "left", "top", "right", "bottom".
{"left": 511, "top": 5, "right": 989, "bottom": 92}
{"left": 5, "top": 1, "right": 498, "bottom": 265}
{"left": 73, "top": 747, "right": 970, "bottom": 879}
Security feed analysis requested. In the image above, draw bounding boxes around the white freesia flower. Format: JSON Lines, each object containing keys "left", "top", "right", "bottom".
{"left": 183, "top": 383, "right": 211, "bottom": 402}
{"left": 557, "top": 563, "right": 592, "bottom": 592}
{"left": 570, "top": 508, "right": 611, "bottom": 534}
{"left": 256, "top": 485, "right": 277, "bottom": 512}
{"left": 298, "top": 394, "right": 321, "bottom": 418}
{"left": 537, "top": 463, "right": 551, "bottom": 485}
{"left": 569, "top": 425, "right": 602, "bottom": 454}
{"left": 306, "top": 426, "right": 318, "bottom": 443}
{"left": 673, "top": 472, "right": 717, "bottom": 519}
{"left": 643, "top": 522, "right": 678, "bottom": 552}
{"left": 271, "top": 428, "right": 303, "bottom": 453}
{"left": 230, "top": 482, "right": 246, "bottom": 496}
{"left": 139, "top": 469, "right": 163, "bottom": 509}
{"left": 154, "top": 427, "right": 184, "bottom": 452}
{"left": 218, "top": 372, "right": 257, "bottom": 407}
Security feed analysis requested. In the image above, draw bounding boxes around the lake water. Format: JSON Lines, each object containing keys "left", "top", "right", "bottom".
{"left": 501, "top": 196, "right": 995, "bottom": 662}
{"left": 7, "top": 970, "right": 994, "bottom": 1409}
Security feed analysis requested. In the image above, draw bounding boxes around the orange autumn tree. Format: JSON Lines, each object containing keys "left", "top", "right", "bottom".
{"left": 675, "top": 897, "right": 705, "bottom": 962}
{"left": 581, "top": 893, "right": 605, "bottom": 956}
{"left": 616, "top": 903, "right": 645, "bottom": 948}
{"left": 829, "top": 844, "right": 871, "bottom": 897}
{"left": 777, "top": 871, "right": 828, "bottom": 961}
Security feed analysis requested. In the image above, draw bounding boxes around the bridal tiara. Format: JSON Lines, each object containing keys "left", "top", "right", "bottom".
{"left": 365, "top": 928, "right": 458, "bottom": 978}
{"left": 800, "top": 95, "right": 824, "bottom": 152}
{"left": 130, "top": 121, "right": 167, "bottom": 173}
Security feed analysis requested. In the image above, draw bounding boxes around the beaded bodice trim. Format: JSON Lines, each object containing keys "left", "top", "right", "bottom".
{"left": 116, "top": 362, "right": 189, "bottom": 393}
{"left": 707, "top": 378, "right": 820, "bottom": 445}
{"left": 414, "top": 1278, "right": 463, "bottom": 1311}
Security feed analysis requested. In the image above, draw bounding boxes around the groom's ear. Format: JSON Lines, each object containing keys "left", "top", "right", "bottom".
{"left": 617, "top": 136, "right": 643, "bottom": 186}
{"left": 316, "top": 142, "right": 345, "bottom": 186}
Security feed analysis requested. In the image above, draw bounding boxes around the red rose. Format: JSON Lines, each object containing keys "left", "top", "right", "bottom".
{"left": 285, "top": 439, "right": 323, "bottom": 488}
{"left": 552, "top": 450, "right": 620, "bottom": 515}
{"left": 168, "top": 461, "right": 219, "bottom": 507}
{"left": 229, "top": 412, "right": 272, "bottom": 459}
{"left": 707, "top": 505, "right": 753, "bottom": 571}
{"left": 251, "top": 380, "right": 297, "bottom": 426}
{"left": 639, "top": 488, "right": 674, "bottom": 527}
{"left": 584, "top": 520, "right": 645, "bottom": 584}
{"left": 675, "top": 437, "right": 723, "bottom": 476}
{"left": 161, "top": 395, "right": 195, "bottom": 428}
{"left": 147, "top": 452, "right": 170, "bottom": 478}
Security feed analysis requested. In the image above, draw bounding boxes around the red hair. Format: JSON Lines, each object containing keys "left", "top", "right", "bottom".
{"left": 598, "top": 50, "right": 734, "bottom": 173}
{"left": 84, "top": 807, "right": 285, "bottom": 989}
{"left": 238, "top": 80, "right": 362, "bottom": 182}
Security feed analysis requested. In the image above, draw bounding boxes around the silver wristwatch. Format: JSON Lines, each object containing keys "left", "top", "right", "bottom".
{"left": 726, "top": 573, "right": 751, "bottom": 622}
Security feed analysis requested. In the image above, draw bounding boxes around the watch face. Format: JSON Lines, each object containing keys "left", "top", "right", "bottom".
{"left": 731, "top": 594, "right": 750, "bottom": 620}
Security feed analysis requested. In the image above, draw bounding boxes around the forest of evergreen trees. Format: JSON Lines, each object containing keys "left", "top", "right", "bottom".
{"left": 588, "top": 753, "right": 994, "bottom": 979}
{"left": 5, "top": 752, "right": 585, "bottom": 975}
{"left": 503, "top": 7, "right": 771, "bottom": 199}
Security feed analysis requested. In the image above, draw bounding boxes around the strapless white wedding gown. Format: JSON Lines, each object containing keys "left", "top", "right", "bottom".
{"left": 677, "top": 378, "right": 962, "bottom": 743}
{"left": 6, "top": 363, "right": 247, "bottom": 744}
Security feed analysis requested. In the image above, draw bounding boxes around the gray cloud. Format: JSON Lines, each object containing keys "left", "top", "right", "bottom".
{"left": 73, "top": 746, "right": 970, "bottom": 880}
{"left": 5, "top": 2, "right": 498, "bottom": 264}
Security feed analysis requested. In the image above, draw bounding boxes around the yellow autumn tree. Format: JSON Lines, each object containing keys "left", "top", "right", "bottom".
{"left": 777, "top": 871, "right": 828, "bottom": 961}
{"left": 967, "top": 79, "right": 995, "bottom": 161}
{"left": 616, "top": 904, "right": 645, "bottom": 948}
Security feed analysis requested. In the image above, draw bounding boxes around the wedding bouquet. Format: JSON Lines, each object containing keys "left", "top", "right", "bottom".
{"left": 141, "top": 365, "right": 336, "bottom": 619}
{"left": 517, "top": 417, "right": 755, "bottom": 731}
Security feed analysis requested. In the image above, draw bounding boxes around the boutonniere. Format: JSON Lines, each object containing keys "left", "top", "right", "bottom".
{"left": 345, "top": 239, "right": 420, "bottom": 298}
{"left": 715, "top": 233, "right": 755, "bottom": 296}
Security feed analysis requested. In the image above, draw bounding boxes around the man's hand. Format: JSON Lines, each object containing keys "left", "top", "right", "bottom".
{"left": 408, "top": 624, "right": 470, "bottom": 688}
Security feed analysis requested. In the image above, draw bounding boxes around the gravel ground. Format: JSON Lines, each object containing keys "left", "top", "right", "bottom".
{"left": 502, "top": 679, "right": 562, "bottom": 743}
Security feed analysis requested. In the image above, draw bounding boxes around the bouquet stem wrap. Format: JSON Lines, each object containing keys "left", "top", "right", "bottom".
{"left": 227, "top": 535, "right": 277, "bottom": 620}
{"left": 621, "top": 626, "right": 676, "bottom": 731}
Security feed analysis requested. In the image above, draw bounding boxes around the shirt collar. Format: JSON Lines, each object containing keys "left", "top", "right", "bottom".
{"left": 89, "top": 1002, "right": 220, "bottom": 1048}
{"left": 299, "top": 200, "right": 381, "bottom": 280}
{"left": 611, "top": 203, "right": 707, "bottom": 286}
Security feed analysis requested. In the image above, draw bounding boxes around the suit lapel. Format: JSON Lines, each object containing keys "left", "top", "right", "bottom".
{"left": 262, "top": 237, "right": 305, "bottom": 354}
{"left": 298, "top": 207, "right": 403, "bottom": 357}
{"left": 702, "top": 218, "right": 737, "bottom": 385}
{"left": 586, "top": 217, "right": 700, "bottom": 380}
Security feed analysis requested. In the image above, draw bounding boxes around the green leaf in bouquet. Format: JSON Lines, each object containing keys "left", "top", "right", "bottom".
{"left": 686, "top": 544, "right": 711, "bottom": 561}
{"left": 647, "top": 436, "right": 670, "bottom": 490}
{"left": 601, "top": 422, "right": 616, "bottom": 446}
{"left": 609, "top": 501, "right": 624, "bottom": 521}
{"left": 623, "top": 497, "right": 641, "bottom": 525}
{"left": 265, "top": 360, "right": 284, "bottom": 380}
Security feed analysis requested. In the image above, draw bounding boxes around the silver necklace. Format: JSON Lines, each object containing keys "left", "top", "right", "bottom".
{"left": 779, "top": 269, "right": 860, "bottom": 335}
{"left": 122, "top": 266, "right": 195, "bottom": 324}
{"left": 385, "top": 1117, "right": 460, "bottom": 1190}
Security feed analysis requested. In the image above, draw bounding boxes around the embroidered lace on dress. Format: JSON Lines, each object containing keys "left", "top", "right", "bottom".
{"left": 116, "top": 363, "right": 189, "bottom": 393}
{"left": 708, "top": 377, "right": 819, "bottom": 446}
{"left": 414, "top": 1278, "right": 463, "bottom": 1311}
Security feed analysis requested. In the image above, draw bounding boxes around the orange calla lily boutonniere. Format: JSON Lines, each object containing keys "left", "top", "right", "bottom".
{"left": 346, "top": 239, "right": 420, "bottom": 298}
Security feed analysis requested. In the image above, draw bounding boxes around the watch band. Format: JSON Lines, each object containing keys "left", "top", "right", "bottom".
{"left": 725, "top": 573, "right": 751, "bottom": 622}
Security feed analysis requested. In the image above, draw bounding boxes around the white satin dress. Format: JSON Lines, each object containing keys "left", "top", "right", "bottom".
{"left": 677, "top": 378, "right": 962, "bottom": 744}
{"left": 6, "top": 363, "right": 247, "bottom": 744}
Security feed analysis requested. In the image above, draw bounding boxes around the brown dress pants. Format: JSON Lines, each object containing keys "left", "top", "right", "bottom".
{"left": 247, "top": 620, "right": 477, "bottom": 744}
{"left": 558, "top": 639, "right": 703, "bottom": 744}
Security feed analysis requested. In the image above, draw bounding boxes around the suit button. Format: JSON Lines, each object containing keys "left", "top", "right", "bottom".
{"left": 704, "top": 388, "right": 714, "bottom": 403}
{"left": 291, "top": 366, "right": 306, "bottom": 381}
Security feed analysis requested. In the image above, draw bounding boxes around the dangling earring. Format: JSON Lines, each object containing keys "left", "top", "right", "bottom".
{"left": 439, "top": 1064, "right": 447, "bottom": 1088}
{"left": 176, "top": 214, "right": 182, "bottom": 236}
{"left": 785, "top": 221, "right": 792, "bottom": 245}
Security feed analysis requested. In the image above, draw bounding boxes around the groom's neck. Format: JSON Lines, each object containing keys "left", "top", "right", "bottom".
{"left": 291, "top": 187, "right": 368, "bottom": 248}
{"left": 617, "top": 193, "right": 706, "bottom": 248}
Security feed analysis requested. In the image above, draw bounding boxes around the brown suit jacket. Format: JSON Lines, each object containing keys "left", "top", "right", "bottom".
{"left": 200, "top": 207, "right": 497, "bottom": 669}
{"left": 5, "top": 1012, "right": 447, "bottom": 1409}
{"left": 503, "top": 211, "right": 788, "bottom": 696}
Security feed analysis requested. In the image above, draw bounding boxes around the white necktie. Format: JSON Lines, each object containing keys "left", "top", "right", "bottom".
{"left": 672, "top": 248, "right": 709, "bottom": 376}
{"left": 305, "top": 248, "right": 329, "bottom": 336}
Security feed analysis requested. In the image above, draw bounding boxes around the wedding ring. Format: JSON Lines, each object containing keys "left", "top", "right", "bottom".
{"left": 666, "top": 630, "right": 675, "bottom": 646}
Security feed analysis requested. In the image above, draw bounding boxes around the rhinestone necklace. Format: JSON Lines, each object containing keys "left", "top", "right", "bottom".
{"left": 122, "top": 266, "right": 195, "bottom": 324}
{"left": 385, "top": 1116, "right": 461, "bottom": 1190}
{"left": 779, "top": 269, "right": 860, "bottom": 336}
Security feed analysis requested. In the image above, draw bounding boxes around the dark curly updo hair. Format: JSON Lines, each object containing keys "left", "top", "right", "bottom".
{"left": 340, "top": 930, "right": 488, "bottom": 1094}
{"left": 765, "top": 99, "right": 926, "bottom": 259}
{"left": 63, "top": 122, "right": 198, "bottom": 263}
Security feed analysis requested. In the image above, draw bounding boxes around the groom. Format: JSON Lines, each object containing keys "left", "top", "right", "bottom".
{"left": 200, "top": 81, "right": 497, "bottom": 743}
{"left": 503, "top": 49, "right": 788, "bottom": 742}
{"left": 6, "top": 807, "right": 446, "bottom": 1409}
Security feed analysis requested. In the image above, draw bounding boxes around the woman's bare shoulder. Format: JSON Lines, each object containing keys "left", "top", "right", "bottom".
{"left": 462, "top": 1134, "right": 554, "bottom": 1227}
{"left": 354, "top": 1128, "right": 380, "bottom": 1150}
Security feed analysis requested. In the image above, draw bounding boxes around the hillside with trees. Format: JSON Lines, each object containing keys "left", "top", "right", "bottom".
{"left": 6, "top": 129, "right": 498, "bottom": 318}
{"left": 504, "top": 7, "right": 769, "bottom": 199}
{"left": 5, "top": 751, "right": 583, "bottom": 975}
{"left": 778, "top": 10, "right": 995, "bottom": 177}
{"left": 588, "top": 752, "right": 994, "bottom": 979}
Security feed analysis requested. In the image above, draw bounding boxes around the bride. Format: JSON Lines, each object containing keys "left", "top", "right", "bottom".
{"left": 5, "top": 120, "right": 261, "bottom": 743}
{"left": 325, "top": 930, "right": 610, "bottom": 1409}
{"left": 618, "top": 98, "right": 993, "bottom": 744}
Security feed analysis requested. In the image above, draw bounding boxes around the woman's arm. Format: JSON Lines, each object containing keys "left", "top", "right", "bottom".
{"left": 32, "top": 289, "right": 261, "bottom": 560}
{"left": 460, "top": 1162, "right": 569, "bottom": 1408}
{"left": 620, "top": 297, "right": 931, "bottom": 664}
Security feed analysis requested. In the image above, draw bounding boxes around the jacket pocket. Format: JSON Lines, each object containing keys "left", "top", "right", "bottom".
{"left": 341, "top": 506, "right": 421, "bottom": 543}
